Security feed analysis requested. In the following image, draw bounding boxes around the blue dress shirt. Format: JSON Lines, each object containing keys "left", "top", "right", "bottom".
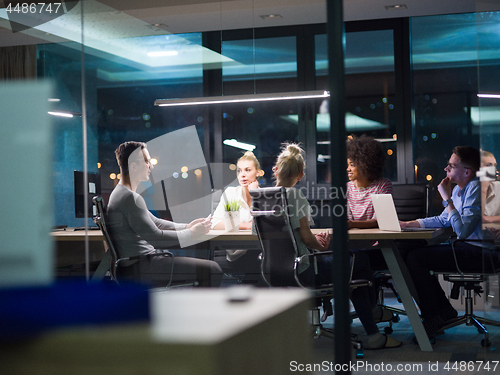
{"left": 417, "top": 177, "right": 481, "bottom": 241}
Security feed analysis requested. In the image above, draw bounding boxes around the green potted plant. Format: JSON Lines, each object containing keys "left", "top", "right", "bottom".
{"left": 223, "top": 199, "right": 241, "bottom": 232}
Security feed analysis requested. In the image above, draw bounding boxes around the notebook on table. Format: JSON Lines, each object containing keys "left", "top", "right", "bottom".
{"left": 370, "top": 194, "right": 435, "bottom": 232}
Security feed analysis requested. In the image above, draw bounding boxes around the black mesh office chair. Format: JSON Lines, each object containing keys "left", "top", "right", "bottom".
{"left": 431, "top": 238, "right": 500, "bottom": 347}
{"left": 92, "top": 196, "right": 175, "bottom": 286}
{"left": 249, "top": 187, "right": 371, "bottom": 359}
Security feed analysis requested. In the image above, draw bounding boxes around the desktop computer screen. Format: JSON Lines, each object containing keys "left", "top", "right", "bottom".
{"left": 74, "top": 171, "right": 101, "bottom": 218}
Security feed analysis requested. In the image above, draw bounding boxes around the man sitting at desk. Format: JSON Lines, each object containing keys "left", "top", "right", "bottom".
{"left": 400, "top": 146, "right": 492, "bottom": 339}
{"left": 107, "top": 141, "right": 222, "bottom": 287}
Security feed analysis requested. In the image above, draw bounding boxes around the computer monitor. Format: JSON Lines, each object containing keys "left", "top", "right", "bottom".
{"left": 74, "top": 171, "right": 101, "bottom": 218}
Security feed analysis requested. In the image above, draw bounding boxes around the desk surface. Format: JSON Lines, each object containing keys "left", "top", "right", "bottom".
{"left": 51, "top": 229, "right": 104, "bottom": 241}
{"left": 52, "top": 227, "right": 444, "bottom": 242}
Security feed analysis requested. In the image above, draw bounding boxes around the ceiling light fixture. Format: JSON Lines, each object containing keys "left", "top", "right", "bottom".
{"left": 384, "top": 4, "right": 407, "bottom": 10}
{"left": 259, "top": 14, "right": 283, "bottom": 20}
{"left": 223, "top": 139, "right": 256, "bottom": 151}
{"left": 152, "top": 23, "right": 169, "bottom": 30}
{"left": 48, "top": 110, "right": 82, "bottom": 118}
{"left": 478, "top": 93, "right": 500, "bottom": 99}
{"left": 147, "top": 51, "right": 179, "bottom": 57}
{"left": 154, "top": 90, "right": 329, "bottom": 107}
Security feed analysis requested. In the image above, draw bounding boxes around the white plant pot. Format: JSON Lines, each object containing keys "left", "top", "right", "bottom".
{"left": 223, "top": 210, "right": 240, "bottom": 232}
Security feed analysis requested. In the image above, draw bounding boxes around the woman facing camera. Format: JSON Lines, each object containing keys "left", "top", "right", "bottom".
{"left": 212, "top": 151, "right": 261, "bottom": 231}
{"left": 346, "top": 135, "right": 392, "bottom": 229}
{"left": 106, "top": 141, "right": 222, "bottom": 287}
{"left": 211, "top": 151, "right": 264, "bottom": 282}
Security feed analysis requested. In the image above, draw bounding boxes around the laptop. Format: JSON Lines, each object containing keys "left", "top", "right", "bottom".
{"left": 370, "top": 194, "right": 435, "bottom": 232}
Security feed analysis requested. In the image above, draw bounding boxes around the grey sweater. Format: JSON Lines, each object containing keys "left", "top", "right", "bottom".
{"left": 107, "top": 184, "right": 191, "bottom": 262}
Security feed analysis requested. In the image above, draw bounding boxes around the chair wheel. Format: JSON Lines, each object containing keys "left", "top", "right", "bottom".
{"left": 481, "top": 339, "right": 491, "bottom": 347}
{"left": 384, "top": 326, "right": 393, "bottom": 334}
{"left": 392, "top": 315, "right": 400, "bottom": 323}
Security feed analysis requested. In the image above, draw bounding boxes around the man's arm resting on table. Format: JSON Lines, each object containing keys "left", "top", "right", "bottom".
{"left": 399, "top": 220, "right": 421, "bottom": 229}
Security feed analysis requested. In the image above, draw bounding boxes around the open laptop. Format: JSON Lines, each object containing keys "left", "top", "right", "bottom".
{"left": 370, "top": 194, "right": 435, "bottom": 232}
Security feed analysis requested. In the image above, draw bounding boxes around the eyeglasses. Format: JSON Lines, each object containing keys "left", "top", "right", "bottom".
{"left": 446, "top": 163, "right": 470, "bottom": 170}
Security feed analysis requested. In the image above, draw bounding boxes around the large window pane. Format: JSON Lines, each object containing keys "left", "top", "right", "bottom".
{"left": 222, "top": 36, "right": 298, "bottom": 94}
{"left": 38, "top": 32, "right": 206, "bottom": 226}
{"left": 315, "top": 30, "right": 397, "bottom": 183}
{"left": 220, "top": 101, "right": 300, "bottom": 188}
{"left": 411, "top": 13, "right": 480, "bottom": 214}
{"left": 220, "top": 36, "right": 298, "bottom": 185}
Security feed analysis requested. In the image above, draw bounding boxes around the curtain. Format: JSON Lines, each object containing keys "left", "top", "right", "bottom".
{"left": 0, "top": 45, "right": 37, "bottom": 80}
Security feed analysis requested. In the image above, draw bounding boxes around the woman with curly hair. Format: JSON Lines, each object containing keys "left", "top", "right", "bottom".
{"left": 346, "top": 135, "right": 392, "bottom": 229}
{"left": 345, "top": 135, "right": 398, "bottom": 334}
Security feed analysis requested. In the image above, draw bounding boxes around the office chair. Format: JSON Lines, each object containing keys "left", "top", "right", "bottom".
{"left": 392, "top": 183, "right": 430, "bottom": 220}
{"left": 249, "top": 187, "right": 371, "bottom": 359}
{"left": 431, "top": 238, "right": 500, "bottom": 347}
{"left": 92, "top": 196, "right": 175, "bottom": 287}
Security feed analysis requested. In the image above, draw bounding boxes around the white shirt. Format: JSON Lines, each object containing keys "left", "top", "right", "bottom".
{"left": 484, "top": 181, "right": 500, "bottom": 217}
{"left": 212, "top": 185, "right": 253, "bottom": 228}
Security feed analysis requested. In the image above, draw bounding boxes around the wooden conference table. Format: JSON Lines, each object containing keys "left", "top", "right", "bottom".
{"left": 52, "top": 227, "right": 445, "bottom": 352}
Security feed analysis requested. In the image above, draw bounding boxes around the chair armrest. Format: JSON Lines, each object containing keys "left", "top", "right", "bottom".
{"left": 299, "top": 251, "right": 333, "bottom": 261}
{"left": 350, "top": 279, "right": 372, "bottom": 288}
{"left": 117, "top": 251, "right": 174, "bottom": 264}
{"left": 250, "top": 210, "right": 278, "bottom": 217}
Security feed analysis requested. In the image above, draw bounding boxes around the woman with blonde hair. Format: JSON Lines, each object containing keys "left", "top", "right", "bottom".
{"left": 212, "top": 151, "right": 264, "bottom": 282}
{"left": 212, "top": 151, "right": 262, "bottom": 231}
{"left": 273, "top": 142, "right": 401, "bottom": 349}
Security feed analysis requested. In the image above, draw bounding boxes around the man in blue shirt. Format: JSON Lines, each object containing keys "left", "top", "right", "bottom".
{"left": 400, "top": 146, "right": 489, "bottom": 339}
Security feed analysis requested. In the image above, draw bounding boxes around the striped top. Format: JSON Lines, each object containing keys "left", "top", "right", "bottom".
{"left": 347, "top": 178, "right": 393, "bottom": 221}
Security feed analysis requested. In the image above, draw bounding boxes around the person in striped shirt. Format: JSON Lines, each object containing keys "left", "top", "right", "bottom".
{"left": 345, "top": 135, "right": 399, "bottom": 340}
{"left": 346, "top": 134, "right": 392, "bottom": 229}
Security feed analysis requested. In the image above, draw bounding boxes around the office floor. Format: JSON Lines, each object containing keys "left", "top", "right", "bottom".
{"left": 311, "top": 297, "right": 500, "bottom": 375}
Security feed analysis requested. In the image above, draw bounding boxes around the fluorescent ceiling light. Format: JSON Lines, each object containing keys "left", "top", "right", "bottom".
{"left": 223, "top": 139, "right": 256, "bottom": 152}
{"left": 478, "top": 94, "right": 500, "bottom": 99}
{"left": 468, "top": 106, "right": 500, "bottom": 126}
{"left": 147, "top": 51, "right": 178, "bottom": 57}
{"left": 48, "top": 110, "right": 82, "bottom": 118}
{"left": 155, "top": 90, "right": 329, "bottom": 107}
{"left": 259, "top": 14, "right": 283, "bottom": 20}
{"left": 384, "top": 4, "right": 407, "bottom": 11}
{"left": 317, "top": 138, "right": 395, "bottom": 145}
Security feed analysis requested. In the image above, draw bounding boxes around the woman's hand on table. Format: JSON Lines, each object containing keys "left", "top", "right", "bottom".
{"left": 315, "top": 231, "right": 331, "bottom": 250}
{"left": 239, "top": 221, "right": 253, "bottom": 230}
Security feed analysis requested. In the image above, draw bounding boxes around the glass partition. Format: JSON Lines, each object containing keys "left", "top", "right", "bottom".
{"left": 477, "top": 11, "right": 500, "bottom": 329}
{"left": 315, "top": 29, "right": 397, "bottom": 184}
{"left": 220, "top": 35, "right": 298, "bottom": 186}
{"left": 38, "top": 41, "right": 86, "bottom": 228}
{"left": 411, "top": 13, "right": 481, "bottom": 215}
